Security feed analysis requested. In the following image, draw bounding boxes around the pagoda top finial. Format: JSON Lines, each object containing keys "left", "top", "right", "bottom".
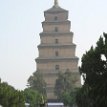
{"left": 54, "top": 0, "right": 59, "bottom": 7}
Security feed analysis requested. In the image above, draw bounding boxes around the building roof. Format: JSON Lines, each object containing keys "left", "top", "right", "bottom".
{"left": 44, "top": 6, "right": 68, "bottom": 13}
{"left": 25, "top": 103, "right": 30, "bottom": 106}
{"left": 47, "top": 102, "right": 64, "bottom": 106}
{"left": 44, "top": 0, "right": 68, "bottom": 13}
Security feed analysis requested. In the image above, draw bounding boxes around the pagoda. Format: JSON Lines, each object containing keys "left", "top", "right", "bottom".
{"left": 36, "top": 0, "right": 80, "bottom": 101}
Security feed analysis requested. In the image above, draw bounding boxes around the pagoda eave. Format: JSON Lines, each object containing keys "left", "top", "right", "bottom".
{"left": 35, "top": 57, "right": 79, "bottom": 63}
{"left": 38, "top": 44, "right": 76, "bottom": 48}
{"left": 40, "top": 32, "right": 74, "bottom": 36}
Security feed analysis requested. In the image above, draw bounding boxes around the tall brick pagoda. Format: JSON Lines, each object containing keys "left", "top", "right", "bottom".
{"left": 36, "top": 0, "right": 80, "bottom": 101}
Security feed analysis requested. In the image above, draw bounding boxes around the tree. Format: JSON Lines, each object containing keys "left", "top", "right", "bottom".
{"left": 0, "top": 80, "right": 25, "bottom": 107}
{"left": 27, "top": 71, "right": 46, "bottom": 94}
{"left": 54, "top": 70, "right": 78, "bottom": 106}
{"left": 76, "top": 84, "right": 93, "bottom": 107}
{"left": 24, "top": 88, "right": 42, "bottom": 107}
{"left": 76, "top": 33, "right": 107, "bottom": 107}
{"left": 27, "top": 71, "right": 47, "bottom": 106}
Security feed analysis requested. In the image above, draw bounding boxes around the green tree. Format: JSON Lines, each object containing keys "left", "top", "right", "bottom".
{"left": 54, "top": 71, "right": 72, "bottom": 98}
{"left": 28, "top": 71, "right": 46, "bottom": 94}
{"left": 27, "top": 71, "right": 47, "bottom": 106}
{"left": 76, "top": 84, "right": 93, "bottom": 107}
{"left": 54, "top": 70, "right": 78, "bottom": 106}
{"left": 24, "top": 88, "right": 42, "bottom": 107}
{"left": 76, "top": 33, "right": 107, "bottom": 107}
{"left": 0, "top": 80, "right": 25, "bottom": 107}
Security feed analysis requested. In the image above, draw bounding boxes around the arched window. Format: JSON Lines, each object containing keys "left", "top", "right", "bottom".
{"left": 55, "top": 27, "right": 58, "bottom": 32}
{"left": 55, "top": 39, "right": 59, "bottom": 44}
{"left": 54, "top": 16, "right": 58, "bottom": 21}
{"left": 55, "top": 51, "right": 59, "bottom": 56}
{"left": 55, "top": 65, "right": 59, "bottom": 70}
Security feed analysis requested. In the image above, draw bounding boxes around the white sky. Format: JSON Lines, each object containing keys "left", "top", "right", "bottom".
{"left": 0, "top": 0, "right": 107, "bottom": 90}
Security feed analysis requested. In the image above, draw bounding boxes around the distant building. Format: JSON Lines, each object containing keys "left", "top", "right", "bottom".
{"left": 25, "top": 103, "right": 30, "bottom": 107}
{"left": 35, "top": 0, "right": 80, "bottom": 101}
{"left": 47, "top": 102, "right": 64, "bottom": 107}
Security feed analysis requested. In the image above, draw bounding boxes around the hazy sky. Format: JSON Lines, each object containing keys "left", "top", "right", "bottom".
{"left": 0, "top": 0, "right": 107, "bottom": 90}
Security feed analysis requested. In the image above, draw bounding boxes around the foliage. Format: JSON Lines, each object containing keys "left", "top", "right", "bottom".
{"left": 54, "top": 70, "right": 79, "bottom": 106}
{"left": 76, "top": 33, "right": 107, "bottom": 107}
{"left": 76, "top": 84, "right": 93, "bottom": 107}
{"left": 61, "top": 88, "right": 79, "bottom": 107}
{"left": 0, "top": 80, "right": 25, "bottom": 107}
{"left": 24, "top": 88, "right": 44, "bottom": 107}
{"left": 27, "top": 71, "right": 47, "bottom": 106}
{"left": 28, "top": 71, "right": 46, "bottom": 94}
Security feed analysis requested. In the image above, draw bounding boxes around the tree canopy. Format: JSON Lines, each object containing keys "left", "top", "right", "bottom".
{"left": 54, "top": 70, "right": 79, "bottom": 106}
{"left": 0, "top": 80, "right": 25, "bottom": 107}
{"left": 27, "top": 71, "right": 47, "bottom": 106}
{"left": 76, "top": 33, "right": 107, "bottom": 107}
{"left": 24, "top": 88, "right": 44, "bottom": 107}
{"left": 27, "top": 71, "right": 46, "bottom": 94}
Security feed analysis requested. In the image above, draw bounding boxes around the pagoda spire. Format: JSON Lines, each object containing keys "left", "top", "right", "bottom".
{"left": 54, "top": 0, "right": 59, "bottom": 7}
